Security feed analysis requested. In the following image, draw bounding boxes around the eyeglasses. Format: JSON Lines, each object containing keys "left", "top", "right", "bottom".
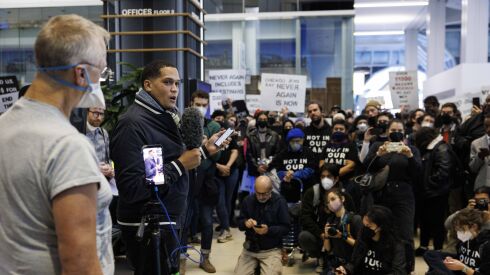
{"left": 89, "top": 111, "right": 105, "bottom": 118}
{"left": 256, "top": 190, "right": 272, "bottom": 197}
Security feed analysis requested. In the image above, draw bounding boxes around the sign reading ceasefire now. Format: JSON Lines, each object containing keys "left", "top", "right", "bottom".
{"left": 0, "top": 76, "right": 19, "bottom": 114}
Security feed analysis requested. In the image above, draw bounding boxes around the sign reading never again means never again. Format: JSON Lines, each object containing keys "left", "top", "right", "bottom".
{"left": 260, "top": 73, "right": 306, "bottom": 113}
{"left": 0, "top": 76, "right": 19, "bottom": 114}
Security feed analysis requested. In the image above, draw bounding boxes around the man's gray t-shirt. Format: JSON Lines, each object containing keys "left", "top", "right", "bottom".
{"left": 0, "top": 97, "right": 108, "bottom": 274}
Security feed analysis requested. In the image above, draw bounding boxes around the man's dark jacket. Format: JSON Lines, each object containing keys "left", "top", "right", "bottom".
{"left": 111, "top": 93, "right": 188, "bottom": 228}
{"left": 237, "top": 192, "right": 290, "bottom": 251}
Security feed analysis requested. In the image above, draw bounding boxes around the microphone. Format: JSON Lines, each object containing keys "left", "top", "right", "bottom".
{"left": 181, "top": 107, "right": 204, "bottom": 149}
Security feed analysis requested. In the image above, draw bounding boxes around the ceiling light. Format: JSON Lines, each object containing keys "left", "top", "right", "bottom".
{"left": 354, "top": 30, "right": 404, "bottom": 36}
{"left": 355, "top": 15, "right": 413, "bottom": 24}
{"left": 354, "top": 1, "right": 428, "bottom": 8}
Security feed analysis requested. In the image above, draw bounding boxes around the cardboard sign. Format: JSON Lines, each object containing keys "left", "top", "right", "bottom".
{"left": 389, "top": 71, "right": 418, "bottom": 110}
{"left": 207, "top": 70, "right": 246, "bottom": 101}
{"left": 260, "top": 73, "right": 306, "bottom": 113}
{"left": 209, "top": 92, "right": 223, "bottom": 115}
{"left": 0, "top": 76, "right": 19, "bottom": 113}
{"left": 246, "top": 95, "right": 261, "bottom": 114}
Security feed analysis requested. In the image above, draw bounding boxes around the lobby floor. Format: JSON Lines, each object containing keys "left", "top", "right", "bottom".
{"left": 115, "top": 227, "right": 430, "bottom": 275}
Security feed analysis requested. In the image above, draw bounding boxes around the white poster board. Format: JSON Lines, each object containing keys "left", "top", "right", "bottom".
{"left": 246, "top": 95, "right": 261, "bottom": 114}
{"left": 207, "top": 69, "right": 246, "bottom": 101}
{"left": 209, "top": 92, "right": 223, "bottom": 115}
{"left": 260, "top": 73, "right": 306, "bottom": 113}
{"left": 0, "top": 76, "right": 20, "bottom": 114}
{"left": 389, "top": 71, "right": 418, "bottom": 110}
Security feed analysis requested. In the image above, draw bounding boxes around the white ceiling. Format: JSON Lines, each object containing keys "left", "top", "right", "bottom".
{"left": 0, "top": 0, "right": 101, "bottom": 9}
{"left": 354, "top": 0, "right": 428, "bottom": 34}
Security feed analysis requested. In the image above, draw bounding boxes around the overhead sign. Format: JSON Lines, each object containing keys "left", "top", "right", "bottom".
{"left": 246, "top": 95, "right": 261, "bottom": 114}
{"left": 207, "top": 69, "right": 246, "bottom": 101}
{"left": 209, "top": 92, "right": 223, "bottom": 115}
{"left": 0, "top": 76, "right": 19, "bottom": 114}
{"left": 389, "top": 71, "right": 418, "bottom": 110}
{"left": 260, "top": 73, "right": 306, "bottom": 113}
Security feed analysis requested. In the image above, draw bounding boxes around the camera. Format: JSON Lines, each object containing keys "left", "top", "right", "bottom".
{"left": 475, "top": 199, "right": 489, "bottom": 211}
{"left": 327, "top": 225, "right": 339, "bottom": 237}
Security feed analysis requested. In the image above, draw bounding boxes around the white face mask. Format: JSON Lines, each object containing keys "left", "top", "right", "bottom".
{"left": 457, "top": 230, "right": 473, "bottom": 243}
{"left": 321, "top": 177, "right": 334, "bottom": 190}
{"left": 421, "top": 122, "right": 434, "bottom": 128}
{"left": 357, "top": 123, "right": 368, "bottom": 133}
{"left": 196, "top": 106, "right": 207, "bottom": 117}
{"left": 77, "top": 78, "right": 105, "bottom": 109}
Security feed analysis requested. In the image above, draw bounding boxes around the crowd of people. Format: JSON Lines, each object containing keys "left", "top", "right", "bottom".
{"left": 177, "top": 92, "right": 490, "bottom": 275}
{"left": 1, "top": 13, "right": 490, "bottom": 275}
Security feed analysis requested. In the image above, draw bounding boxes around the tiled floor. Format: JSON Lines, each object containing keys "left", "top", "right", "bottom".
{"left": 115, "top": 227, "right": 429, "bottom": 274}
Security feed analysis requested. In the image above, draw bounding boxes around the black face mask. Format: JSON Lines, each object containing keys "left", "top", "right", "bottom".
{"left": 378, "top": 122, "right": 388, "bottom": 132}
{"left": 283, "top": 128, "right": 291, "bottom": 137}
{"left": 389, "top": 132, "right": 404, "bottom": 142}
{"left": 268, "top": 117, "right": 275, "bottom": 126}
{"left": 257, "top": 120, "right": 268, "bottom": 129}
{"left": 441, "top": 114, "right": 453, "bottom": 125}
{"left": 216, "top": 120, "right": 226, "bottom": 129}
{"left": 331, "top": 131, "right": 347, "bottom": 143}
{"left": 361, "top": 226, "right": 377, "bottom": 240}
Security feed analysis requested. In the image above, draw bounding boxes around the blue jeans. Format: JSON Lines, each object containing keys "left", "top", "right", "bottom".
{"left": 216, "top": 168, "right": 239, "bottom": 230}
{"left": 199, "top": 202, "right": 214, "bottom": 251}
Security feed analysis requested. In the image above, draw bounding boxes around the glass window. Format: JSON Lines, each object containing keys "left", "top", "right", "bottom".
{"left": 372, "top": 51, "right": 389, "bottom": 64}
{"left": 205, "top": 40, "right": 233, "bottom": 69}
{"left": 355, "top": 51, "right": 371, "bottom": 65}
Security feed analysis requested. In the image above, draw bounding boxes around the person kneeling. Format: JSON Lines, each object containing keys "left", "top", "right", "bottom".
{"left": 234, "top": 176, "right": 290, "bottom": 275}
{"left": 335, "top": 205, "right": 406, "bottom": 275}
{"left": 424, "top": 208, "right": 490, "bottom": 275}
{"left": 322, "top": 188, "right": 362, "bottom": 275}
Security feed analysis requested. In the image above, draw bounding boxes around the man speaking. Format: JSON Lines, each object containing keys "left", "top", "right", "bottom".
{"left": 111, "top": 60, "right": 226, "bottom": 275}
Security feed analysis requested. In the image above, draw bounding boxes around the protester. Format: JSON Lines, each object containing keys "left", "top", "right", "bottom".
{"left": 111, "top": 60, "right": 227, "bottom": 275}
{"left": 0, "top": 14, "right": 112, "bottom": 275}
{"left": 246, "top": 111, "right": 282, "bottom": 178}
{"left": 322, "top": 188, "right": 362, "bottom": 275}
{"left": 414, "top": 127, "right": 453, "bottom": 255}
{"left": 335, "top": 206, "right": 406, "bottom": 275}
{"left": 304, "top": 101, "right": 332, "bottom": 157}
{"left": 469, "top": 115, "right": 490, "bottom": 190}
{"left": 364, "top": 119, "right": 422, "bottom": 272}
{"left": 363, "top": 100, "right": 381, "bottom": 118}
{"left": 424, "top": 96, "right": 440, "bottom": 116}
{"left": 234, "top": 176, "right": 290, "bottom": 275}
{"left": 424, "top": 209, "right": 490, "bottom": 275}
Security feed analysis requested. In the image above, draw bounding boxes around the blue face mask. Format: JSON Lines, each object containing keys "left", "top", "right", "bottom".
{"left": 289, "top": 142, "right": 302, "bottom": 152}
{"left": 37, "top": 64, "right": 106, "bottom": 108}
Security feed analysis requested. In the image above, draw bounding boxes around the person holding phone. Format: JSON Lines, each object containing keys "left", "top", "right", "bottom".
{"left": 469, "top": 115, "right": 490, "bottom": 191}
{"left": 363, "top": 119, "right": 422, "bottom": 273}
{"left": 234, "top": 176, "right": 290, "bottom": 275}
{"left": 424, "top": 209, "right": 490, "bottom": 275}
{"left": 111, "top": 60, "right": 229, "bottom": 275}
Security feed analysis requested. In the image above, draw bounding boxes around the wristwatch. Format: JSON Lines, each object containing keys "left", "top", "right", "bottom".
{"left": 462, "top": 265, "right": 469, "bottom": 274}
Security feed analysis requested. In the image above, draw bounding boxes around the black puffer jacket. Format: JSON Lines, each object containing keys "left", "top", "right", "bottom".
{"left": 420, "top": 139, "right": 453, "bottom": 199}
{"left": 246, "top": 128, "right": 281, "bottom": 177}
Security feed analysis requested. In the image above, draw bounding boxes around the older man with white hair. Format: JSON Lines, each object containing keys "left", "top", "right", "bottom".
{"left": 0, "top": 14, "right": 112, "bottom": 275}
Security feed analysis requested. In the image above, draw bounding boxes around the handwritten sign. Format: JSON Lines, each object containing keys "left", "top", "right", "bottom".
{"left": 209, "top": 92, "right": 223, "bottom": 115}
{"left": 208, "top": 70, "right": 246, "bottom": 101}
{"left": 389, "top": 71, "right": 418, "bottom": 110}
{"left": 260, "top": 73, "right": 306, "bottom": 113}
{"left": 246, "top": 95, "right": 261, "bottom": 114}
{"left": 0, "top": 76, "right": 19, "bottom": 114}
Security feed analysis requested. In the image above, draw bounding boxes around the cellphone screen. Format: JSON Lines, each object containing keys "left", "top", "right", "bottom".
{"left": 473, "top": 97, "right": 481, "bottom": 107}
{"left": 142, "top": 145, "right": 165, "bottom": 185}
{"left": 214, "top": 128, "right": 234, "bottom": 146}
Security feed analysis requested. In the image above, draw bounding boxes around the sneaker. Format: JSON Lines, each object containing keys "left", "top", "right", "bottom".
{"left": 199, "top": 256, "right": 216, "bottom": 273}
{"left": 315, "top": 258, "right": 324, "bottom": 273}
{"left": 217, "top": 229, "right": 233, "bottom": 243}
{"left": 415, "top": 246, "right": 428, "bottom": 257}
{"left": 189, "top": 235, "right": 201, "bottom": 245}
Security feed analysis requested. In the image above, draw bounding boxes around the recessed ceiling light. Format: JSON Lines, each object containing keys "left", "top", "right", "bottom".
{"left": 354, "top": 30, "right": 405, "bottom": 36}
